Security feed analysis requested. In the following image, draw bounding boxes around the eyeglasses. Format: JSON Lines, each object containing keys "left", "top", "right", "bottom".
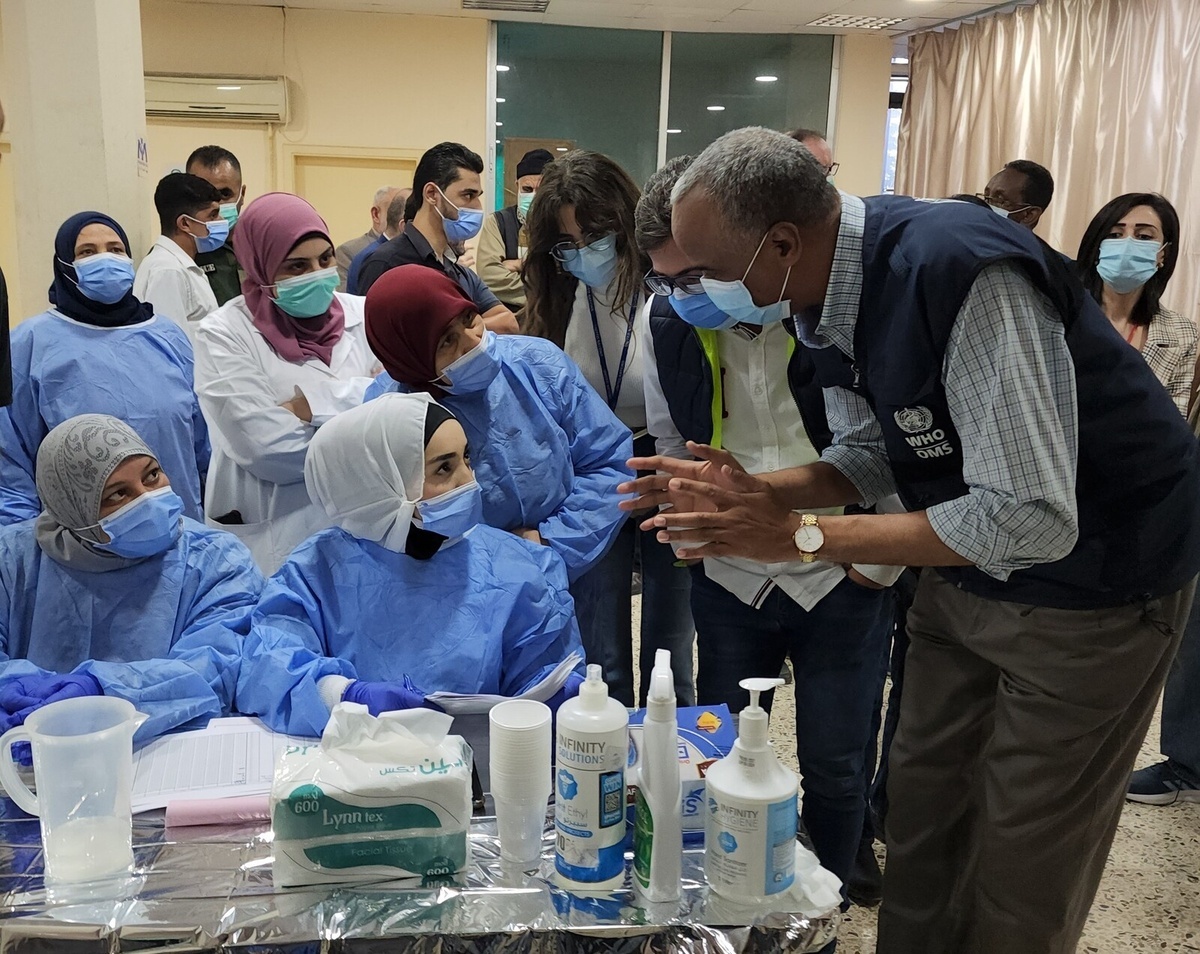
{"left": 644, "top": 269, "right": 706, "bottom": 297}
{"left": 825, "top": 162, "right": 840, "bottom": 177}
{"left": 551, "top": 234, "right": 615, "bottom": 264}
{"left": 974, "top": 192, "right": 1031, "bottom": 214}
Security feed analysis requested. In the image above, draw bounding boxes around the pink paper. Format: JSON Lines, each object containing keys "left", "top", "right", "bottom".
{"left": 165, "top": 794, "right": 271, "bottom": 828}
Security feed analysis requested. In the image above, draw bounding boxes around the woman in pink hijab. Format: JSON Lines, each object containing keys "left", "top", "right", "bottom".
{"left": 193, "top": 192, "right": 379, "bottom": 573}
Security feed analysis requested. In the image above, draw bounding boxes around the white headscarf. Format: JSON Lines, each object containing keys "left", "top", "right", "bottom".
{"left": 304, "top": 392, "right": 434, "bottom": 552}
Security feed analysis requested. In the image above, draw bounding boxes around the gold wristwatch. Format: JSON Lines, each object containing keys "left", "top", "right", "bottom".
{"left": 793, "top": 513, "right": 825, "bottom": 563}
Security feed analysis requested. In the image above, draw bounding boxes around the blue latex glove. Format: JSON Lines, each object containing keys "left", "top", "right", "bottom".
{"left": 341, "top": 676, "right": 428, "bottom": 716}
{"left": 9, "top": 742, "right": 32, "bottom": 767}
{"left": 545, "top": 671, "right": 586, "bottom": 714}
{"left": 0, "top": 673, "right": 103, "bottom": 729}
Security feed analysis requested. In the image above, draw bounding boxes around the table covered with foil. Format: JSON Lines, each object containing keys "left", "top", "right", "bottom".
{"left": 0, "top": 798, "right": 840, "bottom": 953}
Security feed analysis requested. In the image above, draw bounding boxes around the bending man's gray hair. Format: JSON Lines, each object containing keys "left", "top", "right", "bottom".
{"left": 385, "top": 190, "right": 410, "bottom": 232}
{"left": 373, "top": 185, "right": 399, "bottom": 208}
{"left": 635, "top": 155, "right": 694, "bottom": 253}
{"left": 671, "top": 127, "right": 839, "bottom": 240}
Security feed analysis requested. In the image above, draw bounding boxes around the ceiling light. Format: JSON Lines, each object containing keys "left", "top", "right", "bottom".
{"left": 496, "top": 121, "right": 503, "bottom": 126}
{"left": 755, "top": 75, "right": 778, "bottom": 83}
{"left": 807, "top": 14, "right": 905, "bottom": 28}
{"left": 667, "top": 128, "right": 682, "bottom": 134}
{"left": 496, "top": 97, "right": 506, "bottom": 103}
{"left": 891, "top": 57, "right": 909, "bottom": 65}
{"left": 495, "top": 139, "right": 501, "bottom": 144}
{"left": 707, "top": 105, "right": 725, "bottom": 112}
{"left": 496, "top": 64, "right": 510, "bottom": 72}
{"left": 216, "top": 85, "right": 241, "bottom": 91}
{"left": 556, "top": 147, "right": 568, "bottom": 152}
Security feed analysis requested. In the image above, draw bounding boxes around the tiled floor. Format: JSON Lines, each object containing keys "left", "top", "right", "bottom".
{"left": 630, "top": 597, "right": 1200, "bottom": 953}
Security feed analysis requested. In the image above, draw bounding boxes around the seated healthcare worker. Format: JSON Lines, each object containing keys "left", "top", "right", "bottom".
{"left": 363, "top": 265, "right": 631, "bottom": 584}
{"left": 194, "top": 193, "right": 379, "bottom": 575}
{"left": 235, "top": 392, "right": 585, "bottom": 737}
{"left": 0, "top": 415, "right": 263, "bottom": 742}
{"left": 0, "top": 212, "right": 210, "bottom": 526}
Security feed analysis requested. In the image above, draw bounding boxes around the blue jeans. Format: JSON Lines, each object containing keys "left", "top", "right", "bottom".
{"left": 570, "top": 516, "right": 695, "bottom": 708}
{"left": 691, "top": 565, "right": 892, "bottom": 889}
{"left": 1161, "top": 588, "right": 1200, "bottom": 778}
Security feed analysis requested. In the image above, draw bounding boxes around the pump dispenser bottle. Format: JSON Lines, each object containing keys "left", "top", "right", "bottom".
{"left": 633, "top": 649, "right": 683, "bottom": 901}
{"left": 554, "top": 664, "right": 629, "bottom": 888}
{"left": 704, "top": 677, "right": 798, "bottom": 902}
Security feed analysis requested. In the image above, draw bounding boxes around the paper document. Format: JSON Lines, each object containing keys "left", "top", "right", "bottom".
{"left": 426, "top": 652, "right": 583, "bottom": 715}
{"left": 132, "top": 716, "right": 308, "bottom": 814}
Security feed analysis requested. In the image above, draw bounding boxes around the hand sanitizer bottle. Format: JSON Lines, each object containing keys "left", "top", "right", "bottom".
{"left": 633, "top": 649, "right": 683, "bottom": 901}
{"left": 704, "top": 677, "right": 798, "bottom": 902}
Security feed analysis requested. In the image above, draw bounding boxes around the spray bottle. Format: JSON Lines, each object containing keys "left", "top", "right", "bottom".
{"left": 554, "top": 664, "right": 628, "bottom": 888}
{"left": 704, "top": 677, "right": 798, "bottom": 902}
{"left": 633, "top": 649, "right": 683, "bottom": 901}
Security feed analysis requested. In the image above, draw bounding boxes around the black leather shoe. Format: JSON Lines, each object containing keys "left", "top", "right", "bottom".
{"left": 846, "top": 836, "right": 883, "bottom": 907}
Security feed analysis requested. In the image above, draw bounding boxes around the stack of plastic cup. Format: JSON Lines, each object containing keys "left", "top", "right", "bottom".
{"left": 489, "top": 700, "right": 553, "bottom": 865}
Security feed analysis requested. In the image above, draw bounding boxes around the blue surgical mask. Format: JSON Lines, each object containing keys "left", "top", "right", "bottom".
{"left": 94, "top": 487, "right": 184, "bottom": 559}
{"left": 436, "top": 187, "right": 484, "bottom": 243}
{"left": 439, "top": 330, "right": 501, "bottom": 394}
{"left": 517, "top": 191, "right": 535, "bottom": 218}
{"left": 560, "top": 233, "right": 619, "bottom": 289}
{"left": 272, "top": 266, "right": 340, "bottom": 319}
{"left": 988, "top": 204, "right": 1011, "bottom": 219}
{"left": 670, "top": 288, "right": 738, "bottom": 330}
{"left": 418, "top": 479, "right": 483, "bottom": 540}
{"left": 185, "top": 215, "right": 230, "bottom": 254}
{"left": 218, "top": 203, "right": 239, "bottom": 228}
{"left": 1097, "top": 237, "right": 1162, "bottom": 295}
{"left": 68, "top": 252, "right": 135, "bottom": 305}
{"left": 698, "top": 232, "right": 792, "bottom": 326}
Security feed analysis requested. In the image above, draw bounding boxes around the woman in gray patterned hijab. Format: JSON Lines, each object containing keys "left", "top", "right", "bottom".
{"left": 35, "top": 414, "right": 160, "bottom": 571}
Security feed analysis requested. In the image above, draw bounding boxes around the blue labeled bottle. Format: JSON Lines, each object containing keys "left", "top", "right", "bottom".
{"left": 554, "top": 664, "right": 629, "bottom": 888}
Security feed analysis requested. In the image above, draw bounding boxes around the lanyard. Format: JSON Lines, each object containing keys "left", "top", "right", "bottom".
{"left": 586, "top": 288, "right": 638, "bottom": 410}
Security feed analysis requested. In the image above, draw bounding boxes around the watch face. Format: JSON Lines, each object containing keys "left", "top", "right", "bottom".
{"left": 795, "top": 525, "right": 824, "bottom": 554}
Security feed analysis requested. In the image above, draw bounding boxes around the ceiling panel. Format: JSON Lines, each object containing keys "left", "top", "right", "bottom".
{"left": 154, "top": 0, "right": 1016, "bottom": 34}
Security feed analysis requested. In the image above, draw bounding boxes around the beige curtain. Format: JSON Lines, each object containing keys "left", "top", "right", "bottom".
{"left": 896, "top": 0, "right": 1200, "bottom": 322}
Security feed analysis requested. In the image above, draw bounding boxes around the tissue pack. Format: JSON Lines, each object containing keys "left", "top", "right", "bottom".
{"left": 271, "top": 703, "right": 473, "bottom": 887}
{"left": 627, "top": 704, "right": 735, "bottom": 836}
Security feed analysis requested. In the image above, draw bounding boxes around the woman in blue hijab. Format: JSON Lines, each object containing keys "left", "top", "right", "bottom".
{"left": 0, "top": 212, "right": 210, "bottom": 524}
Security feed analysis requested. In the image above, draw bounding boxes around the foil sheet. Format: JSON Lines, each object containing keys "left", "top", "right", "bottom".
{"left": 0, "top": 798, "right": 840, "bottom": 952}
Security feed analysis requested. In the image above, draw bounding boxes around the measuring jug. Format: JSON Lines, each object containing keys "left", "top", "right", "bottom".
{"left": 0, "top": 696, "right": 147, "bottom": 894}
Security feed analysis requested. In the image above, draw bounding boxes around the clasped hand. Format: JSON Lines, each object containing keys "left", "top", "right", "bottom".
{"left": 616, "top": 442, "right": 801, "bottom": 563}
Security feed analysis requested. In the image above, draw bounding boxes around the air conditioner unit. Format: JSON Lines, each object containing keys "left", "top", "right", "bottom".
{"left": 144, "top": 74, "right": 289, "bottom": 123}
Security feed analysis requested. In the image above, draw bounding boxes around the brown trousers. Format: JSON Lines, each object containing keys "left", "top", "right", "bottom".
{"left": 877, "top": 570, "right": 1193, "bottom": 954}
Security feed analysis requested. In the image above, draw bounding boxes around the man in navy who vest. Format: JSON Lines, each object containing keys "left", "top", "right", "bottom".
{"left": 618, "top": 127, "right": 1200, "bottom": 954}
{"left": 635, "top": 154, "right": 902, "bottom": 906}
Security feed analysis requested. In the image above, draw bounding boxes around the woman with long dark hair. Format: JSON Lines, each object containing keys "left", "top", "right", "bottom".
{"left": 1076, "top": 193, "right": 1195, "bottom": 413}
{"left": 523, "top": 151, "right": 694, "bottom": 708}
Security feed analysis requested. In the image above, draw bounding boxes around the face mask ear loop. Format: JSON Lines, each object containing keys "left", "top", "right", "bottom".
{"left": 742, "top": 231, "right": 773, "bottom": 282}
{"left": 777, "top": 265, "right": 793, "bottom": 305}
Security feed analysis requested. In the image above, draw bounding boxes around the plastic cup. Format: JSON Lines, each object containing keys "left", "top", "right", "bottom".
{"left": 489, "top": 700, "right": 552, "bottom": 799}
{"left": 0, "top": 696, "right": 147, "bottom": 899}
{"left": 494, "top": 793, "right": 549, "bottom": 865}
{"left": 489, "top": 700, "right": 552, "bottom": 863}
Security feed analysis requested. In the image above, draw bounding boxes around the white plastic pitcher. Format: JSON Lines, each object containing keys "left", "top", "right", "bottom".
{"left": 0, "top": 696, "right": 146, "bottom": 893}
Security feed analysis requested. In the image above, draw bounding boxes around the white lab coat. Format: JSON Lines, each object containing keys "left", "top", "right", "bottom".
{"left": 133, "top": 236, "right": 219, "bottom": 343}
{"left": 194, "top": 292, "right": 377, "bottom": 573}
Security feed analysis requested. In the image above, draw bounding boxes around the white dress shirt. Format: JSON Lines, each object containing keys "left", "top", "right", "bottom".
{"left": 134, "top": 235, "right": 220, "bottom": 342}
{"left": 193, "top": 292, "right": 378, "bottom": 574}
{"left": 644, "top": 318, "right": 903, "bottom": 610}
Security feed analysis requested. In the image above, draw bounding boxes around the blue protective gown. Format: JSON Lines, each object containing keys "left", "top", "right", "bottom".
{"left": 0, "top": 518, "right": 262, "bottom": 742}
{"left": 237, "top": 524, "right": 585, "bottom": 737}
{"left": 365, "top": 335, "right": 632, "bottom": 581}
{"left": 0, "top": 310, "right": 211, "bottom": 525}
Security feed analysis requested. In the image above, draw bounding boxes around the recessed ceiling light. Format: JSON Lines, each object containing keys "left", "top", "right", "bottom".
{"left": 495, "top": 139, "right": 501, "bottom": 144}
{"left": 216, "top": 85, "right": 241, "bottom": 91}
{"left": 496, "top": 121, "right": 503, "bottom": 126}
{"left": 667, "top": 128, "right": 682, "bottom": 134}
{"left": 807, "top": 13, "right": 904, "bottom": 29}
{"left": 496, "top": 97, "right": 506, "bottom": 103}
{"left": 496, "top": 64, "right": 510, "bottom": 72}
{"left": 755, "top": 75, "right": 778, "bottom": 83}
{"left": 556, "top": 147, "right": 568, "bottom": 152}
{"left": 707, "top": 105, "right": 725, "bottom": 111}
